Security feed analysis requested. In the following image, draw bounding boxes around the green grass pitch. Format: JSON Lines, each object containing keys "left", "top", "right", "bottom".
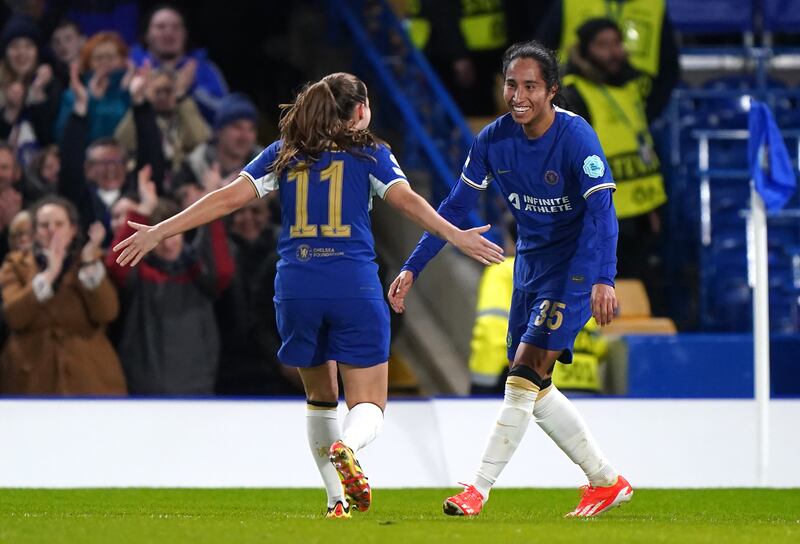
{"left": 0, "top": 488, "right": 798, "bottom": 543}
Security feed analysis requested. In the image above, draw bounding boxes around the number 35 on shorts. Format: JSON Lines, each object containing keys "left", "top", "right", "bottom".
{"left": 533, "top": 300, "right": 567, "bottom": 330}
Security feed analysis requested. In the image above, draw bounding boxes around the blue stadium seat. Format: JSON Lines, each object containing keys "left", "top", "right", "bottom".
{"left": 668, "top": 0, "right": 754, "bottom": 33}
{"left": 763, "top": 0, "right": 800, "bottom": 33}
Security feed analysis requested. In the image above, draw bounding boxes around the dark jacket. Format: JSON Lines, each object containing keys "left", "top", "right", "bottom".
{"left": 58, "top": 102, "right": 165, "bottom": 243}
{"left": 536, "top": 0, "right": 679, "bottom": 121}
{"left": 214, "top": 228, "right": 300, "bottom": 396}
{"left": 106, "top": 212, "right": 235, "bottom": 395}
{"left": 0, "top": 78, "right": 62, "bottom": 166}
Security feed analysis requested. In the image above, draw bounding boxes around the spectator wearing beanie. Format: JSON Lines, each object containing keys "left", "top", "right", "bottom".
{"left": 0, "top": 15, "right": 62, "bottom": 166}
{"left": 171, "top": 92, "right": 260, "bottom": 192}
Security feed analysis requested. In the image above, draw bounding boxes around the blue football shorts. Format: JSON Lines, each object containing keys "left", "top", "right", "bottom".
{"left": 506, "top": 287, "right": 592, "bottom": 364}
{"left": 274, "top": 298, "right": 391, "bottom": 368}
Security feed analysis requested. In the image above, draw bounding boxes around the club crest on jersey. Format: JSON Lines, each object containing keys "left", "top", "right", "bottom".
{"left": 506, "top": 331, "right": 512, "bottom": 348}
{"left": 544, "top": 170, "right": 560, "bottom": 185}
{"left": 296, "top": 244, "right": 312, "bottom": 262}
{"left": 583, "top": 155, "right": 605, "bottom": 179}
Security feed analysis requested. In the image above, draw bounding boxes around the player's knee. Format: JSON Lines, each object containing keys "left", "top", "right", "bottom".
{"left": 305, "top": 386, "right": 338, "bottom": 405}
{"left": 507, "top": 364, "right": 544, "bottom": 390}
{"left": 504, "top": 365, "right": 542, "bottom": 411}
{"left": 513, "top": 344, "right": 558, "bottom": 376}
{"left": 513, "top": 356, "right": 553, "bottom": 378}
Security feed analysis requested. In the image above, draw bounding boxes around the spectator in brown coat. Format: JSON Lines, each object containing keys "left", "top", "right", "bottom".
{"left": 0, "top": 195, "right": 126, "bottom": 395}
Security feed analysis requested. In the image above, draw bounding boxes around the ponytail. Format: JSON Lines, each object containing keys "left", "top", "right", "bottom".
{"left": 272, "top": 73, "right": 378, "bottom": 176}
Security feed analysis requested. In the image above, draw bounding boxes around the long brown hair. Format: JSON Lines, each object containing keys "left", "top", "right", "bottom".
{"left": 271, "top": 72, "right": 377, "bottom": 176}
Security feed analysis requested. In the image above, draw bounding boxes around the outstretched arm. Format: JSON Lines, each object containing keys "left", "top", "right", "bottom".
{"left": 400, "top": 178, "right": 484, "bottom": 278}
{"left": 113, "top": 175, "right": 258, "bottom": 266}
{"left": 387, "top": 179, "right": 487, "bottom": 313}
{"left": 384, "top": 182, "right": 503, "bottom": 266}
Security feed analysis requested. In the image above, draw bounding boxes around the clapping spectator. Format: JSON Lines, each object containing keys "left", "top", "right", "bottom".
{"left": 54, "top": 31, "right": 132, "bottom": 142}
{"left": 172, "top": 92, "right": 259, "bottom": 191}
{"left": 130, "top": 5, "right": 228, "bottom": 123}
{"left": 114, "top": 63, "right": 210, "bottom": 186}
{"left": 0, "top": 15, "right": 61, "bottom": 165}
{"left": 58, "top": 60, "right": 165, "bottom": 241}
{"left": 0, "top": 196, "right": 126, "bottom": 395}
{"left": 106, "top": 165, "right": 234, "bottom": 395}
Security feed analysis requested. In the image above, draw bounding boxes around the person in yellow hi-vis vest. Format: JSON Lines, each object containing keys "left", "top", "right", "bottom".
{"left": 535, "top": 0, "right": 678, "bottom": 122}
{"left": 402, "top": 0, "right": 478, "bottom": 112}
{"left": 561, "top": 18, "right": 667, "bottom": 315}
{"left": 403, "top": 0, "right": 509, "bottom": 116}
{"left": 469, "top": 218, "right": 607, "bottom": 394}
{"left": 468, "top": 218, "right": 516, "bottom": 393}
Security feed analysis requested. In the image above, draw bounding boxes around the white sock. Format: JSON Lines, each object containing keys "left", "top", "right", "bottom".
{"left": 306, "top": 404, "right": 347, "bottom": 508}
{"left": 473, "top": 377, "right": 539, "bottom": 501}
{"left": 341, "top": 402, "right": 384, "bottom": 452}
{"left": 534, "top": 385, "right": 618, "bottom": 487}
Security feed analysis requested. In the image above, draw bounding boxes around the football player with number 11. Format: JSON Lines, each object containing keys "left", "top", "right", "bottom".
{"left": 113, "top": 72, "right": 503, "bottom": 518}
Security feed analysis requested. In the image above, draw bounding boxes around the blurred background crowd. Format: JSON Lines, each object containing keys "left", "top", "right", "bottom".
{"left": 0, "top": 0, "right": 796, "bottom": 399}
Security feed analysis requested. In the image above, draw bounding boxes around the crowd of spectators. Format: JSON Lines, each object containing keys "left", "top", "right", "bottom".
{"left": 0, "top": 2, "right": 303, "bottom": 397}
{"left": 0, "top": 0, "right": 682, "bottom": 397}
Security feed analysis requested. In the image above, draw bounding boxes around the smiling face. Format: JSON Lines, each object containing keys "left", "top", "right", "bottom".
{"left": 85, "top": 143, "right": 125, "bottom": 191}
{"left": 89, "top": 40, "right": 125, "bottom": 75}
{"left": 6, "top": 37, "right": 37, "bottom": 77}
{"left": 503, "top": 57, "right": 556, "bottom": 137}
{"left": 153, "top": 232, "right": 184, "bottom": 262}
{"left": 217, "top": 119, "right": 257, "bottom": 160}
{"left": 230, "top": 198, "right": 270, "bottom": 242}
{"left": 147, "top": 8, "right": 186, "bottom": 61}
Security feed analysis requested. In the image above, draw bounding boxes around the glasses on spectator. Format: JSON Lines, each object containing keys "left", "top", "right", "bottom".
{"left": 91, "top": 51, "right": 121, "bottom": 63}
{"left": 89, "top": 159, "right": 124, "bottom": 168}
{"left": 153, "top": 86, "right": 175, "bottom": 96}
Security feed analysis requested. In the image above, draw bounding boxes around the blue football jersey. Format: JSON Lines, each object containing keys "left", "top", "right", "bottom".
{"left": 241, "top": 141, "right": 408, "bottom": 299}
{"left": 462, "top": 108, "right": 616, "bottom": 292}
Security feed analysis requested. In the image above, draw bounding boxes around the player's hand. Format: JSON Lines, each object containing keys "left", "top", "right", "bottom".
{"left": 388, "top": 270, "right": 414, "bottom": 314}
{"left": 113, "top": 221, "right": 162, "bottom": 267}
{"left": 591, "top": 283, "right": 617, "bottom": 326}
{"left": 450, "top": 224, "right": 504, "bottom": 266}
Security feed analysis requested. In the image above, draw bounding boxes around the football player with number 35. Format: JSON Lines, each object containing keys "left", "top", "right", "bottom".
{"left": 113, "top": 72, "right": 504, "bottom": 518}
{"left": 388, "top": 41, "right": 633, "bottom": 518}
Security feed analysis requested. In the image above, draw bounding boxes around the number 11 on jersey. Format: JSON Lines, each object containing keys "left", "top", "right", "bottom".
{"left": 287, "top": 160, "right": 351, "bottom": 238}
